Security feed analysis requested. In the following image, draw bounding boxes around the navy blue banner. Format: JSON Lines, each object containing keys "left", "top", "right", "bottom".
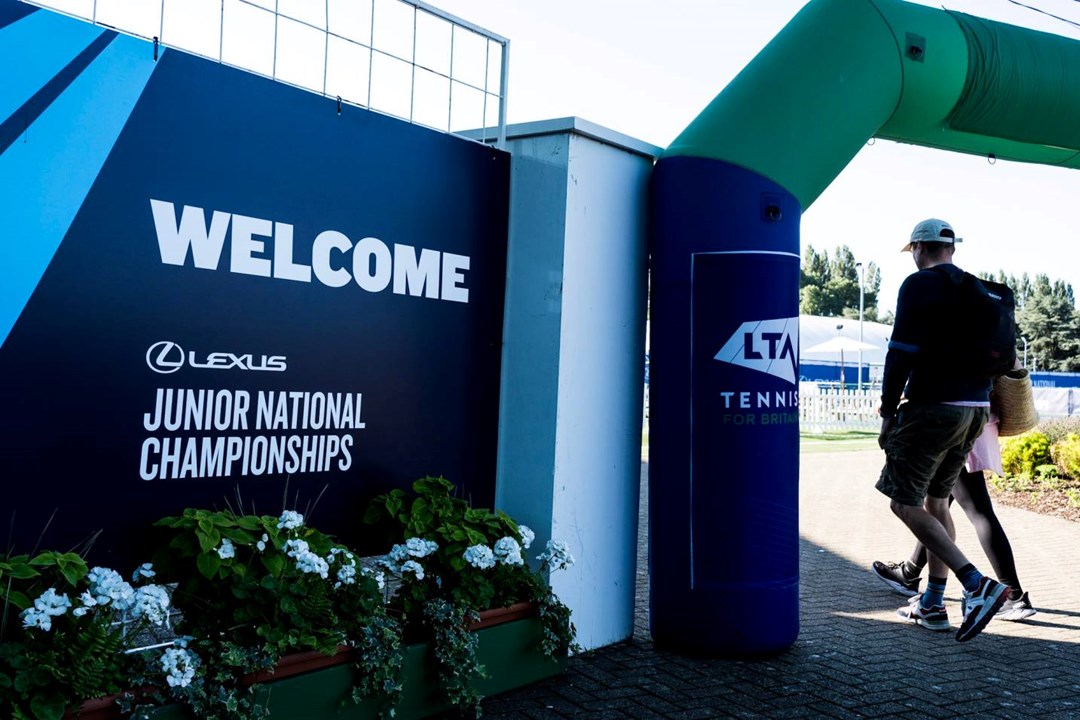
{"left": 0, "top": 1, "right": 509, "bottom": 564}
{"left": 690, "top": 252, "right": 799, "bottom": 591}
{"left": 649, "top": 155, "right": 800, "bottom": 655}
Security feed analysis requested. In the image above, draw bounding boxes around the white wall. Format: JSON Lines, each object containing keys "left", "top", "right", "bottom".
{"left": 496, "top": 118, "right": 657, "bottom": 650}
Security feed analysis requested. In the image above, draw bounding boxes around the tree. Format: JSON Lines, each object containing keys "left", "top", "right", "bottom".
{"left": 800, "top": 244, "right": 881, "bottom": 320}
{"left": 993, "top": 271, "right": 1034, "bottom": 311}
{"left": 1015, "top": 274, "right": 1080, "bottom": 372}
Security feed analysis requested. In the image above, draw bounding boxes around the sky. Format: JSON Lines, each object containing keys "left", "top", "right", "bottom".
{"left": 28, "top": 0, "right": 1080, "bottom": 316}
{"left": 423, "top": 0, "right": 1080, "bottom": 317}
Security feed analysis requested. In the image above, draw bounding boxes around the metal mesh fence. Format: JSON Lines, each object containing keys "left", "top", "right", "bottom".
{"left": 24, "top": 0, "right": 509, "bottom": 146}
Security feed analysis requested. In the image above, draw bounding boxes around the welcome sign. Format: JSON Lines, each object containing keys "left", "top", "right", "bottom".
{"left": 0, "top": 1, "right": 509, "bottom": 563}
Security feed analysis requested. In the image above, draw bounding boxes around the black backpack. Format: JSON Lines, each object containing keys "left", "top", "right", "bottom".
{"left": 932, "top": 266, "right": 1018, "bottom": 379}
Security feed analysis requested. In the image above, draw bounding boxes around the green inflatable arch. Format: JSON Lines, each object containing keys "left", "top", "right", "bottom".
{"left": 666, "top": 0, "right": 1080, "bottom": 209}
{"left": 648, "top": 0, "right": 1080, "bottom": 655}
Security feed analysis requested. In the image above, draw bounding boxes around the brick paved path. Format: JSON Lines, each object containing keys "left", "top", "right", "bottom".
{"left": 477, "top": 449, "right": 1080, "bottom": 719}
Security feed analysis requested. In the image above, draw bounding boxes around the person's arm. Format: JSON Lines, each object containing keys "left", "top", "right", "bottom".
{"left": 880, "top": 275, "right": 927, "bottom": 416}
{"left": 880, "top": 347, "right": 915, "bottom": 419}
{"left": 878, "top": 273, "right": 931, "bottom": 447}
{"left": 878, "top": 348, "right": 913, "bottom": 448}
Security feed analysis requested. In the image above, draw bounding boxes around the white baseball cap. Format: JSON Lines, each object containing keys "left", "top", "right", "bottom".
{"left": 902, "top": 218, "right": 962, "bottom": 252}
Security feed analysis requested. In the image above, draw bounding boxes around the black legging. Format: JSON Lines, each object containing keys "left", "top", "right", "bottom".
{"left": 910, "top": 469, "right": 1022, "bottom": 591}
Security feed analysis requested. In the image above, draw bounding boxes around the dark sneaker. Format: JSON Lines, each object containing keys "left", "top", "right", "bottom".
{"left": 897, "top": 598, "right": 952, "bottom": 631}
{"left": 956, "top": 577, "right": 1009, "bottom": 642}
{"left": 998, "top": 591, "right": 1037, "bottom": 621}
{"left": 872, "top": 560, "right": 921, "bottom": 597}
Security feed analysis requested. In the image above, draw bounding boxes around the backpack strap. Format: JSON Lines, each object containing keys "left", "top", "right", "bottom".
{"left": 927, "top": 263, "right": 966, "bottom": 286}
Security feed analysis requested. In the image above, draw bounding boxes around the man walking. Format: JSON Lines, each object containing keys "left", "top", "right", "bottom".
{"left": 876, "top": 218, "right": 1009, "bottom": 642}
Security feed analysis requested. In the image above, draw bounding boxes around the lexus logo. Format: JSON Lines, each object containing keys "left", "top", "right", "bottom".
{"left": 145, "top": 341, "right": 288, "bottom": 374}
{"left": 146, "top": 341, "right": 185, "bottom": 374}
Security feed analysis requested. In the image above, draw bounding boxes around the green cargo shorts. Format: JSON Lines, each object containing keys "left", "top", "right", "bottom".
{"left": 876, "top": 404, "right": 988, "bottom": 507}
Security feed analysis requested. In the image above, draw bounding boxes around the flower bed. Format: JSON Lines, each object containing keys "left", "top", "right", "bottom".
{"left": 2, "top": 477, "right": 575, "bottom": 719}
{"left": 64, "top": 606, "right": 564, "bottom": 720}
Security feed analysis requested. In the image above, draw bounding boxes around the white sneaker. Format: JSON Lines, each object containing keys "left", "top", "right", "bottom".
{"left": 998, "top": 591, "right": 1037, "bottom": 621}
{"left": 897, "top": 599, "right": 952, "bottom": 632}
{"left": 956, "top": 577, "right": 1009, "bottom": 642}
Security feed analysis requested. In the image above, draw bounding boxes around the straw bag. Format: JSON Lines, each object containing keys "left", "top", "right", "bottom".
{"left": 993, "top": 368, "right": 1038, "bottom": 437}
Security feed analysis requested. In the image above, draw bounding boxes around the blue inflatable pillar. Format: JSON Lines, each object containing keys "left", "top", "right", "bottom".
{"left": 649, "top": 156, "right": 800, "bottom": 655}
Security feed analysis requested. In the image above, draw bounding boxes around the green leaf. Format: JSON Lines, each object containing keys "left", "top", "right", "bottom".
{"left": 27, "top": 551, "right": 58, "bottom": 568}
{"left": 55, "top": 554, "right": 88, "bottom": 587}
{"left": 30, "top": 693, "right": 66, "bottom": 720}
{"left": 4, "top": 559, "right": 39, "bottom": 580}
{"left": 168, "top": 534, "right": 197, "bottom": 554}
{"left": 197, "top": 552, "right": 222, "bottom": 579}
{"left": 195, "top": 527, "right": 221, "bottom": 553}
{"left": 5, "top": 589, "right": 31, "bottom": 610}
{"left": 262, "top": 553, "right": 286, "bottom": 577}
{"left": 362, "top": 503, "right": 386, "bottom": 525}
{"left": 236, "top": 515, "right": 263, "bottom": 531}
{"left": 220, "top": 527, "right": 258, "bottom": 544}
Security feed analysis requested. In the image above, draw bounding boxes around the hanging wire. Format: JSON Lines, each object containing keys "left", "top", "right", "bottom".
{"left": 1002, "top": 0, "right": 1080, "bottom": 31}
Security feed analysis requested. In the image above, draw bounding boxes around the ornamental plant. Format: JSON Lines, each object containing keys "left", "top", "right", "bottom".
{"left": 0, "top": 552, "right": 174, "bottom": 720}
{"left": 149, "top": 508, "right": 403, "bottom": 719}
{"left": 1051, "top": 432, "right": 1080, "bottom": 480}
{"left": 364, "top": 476, "right": 578, "bottom": 717}
{"left": 999, "top": 430, "right": 1052, "bottom": 477}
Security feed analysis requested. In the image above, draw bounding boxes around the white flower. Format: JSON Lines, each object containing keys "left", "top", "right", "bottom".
{"left": 216, "top": 538, "right": 236, "bottom": 560}
{"left": 388, "top": 544, "right": 410, "bottom": 564}
{"left": 330, "top": 548, "right": 358, "bottom": 588}
{"left": 22, "top": 608, "right": 53, "bottom": 631}
{"left": 35, "top": 588, "right": 73, "bottom": 616}
{"left": 285, "top": 539, "right": 330, "bottom": 579}
{"left": 537, "top": 539, "right": 575, "bottom": 571}
{"left": 518, "top": 525, "right": 535, "bottom": 550}
{"left": 404, "top": 537, "right": 438, "bottom": 558}
{"left": 493, "top": 537, "right": 524, "bottom": 566}
{"left": 400, "top": 560, "right": 424, "bottom": 581}
{"left": 329, "top": 547, "right": 356, "bottom": 564}
{"left": 277, "top": 510, "right": 305, "bottom": 530}
{"left": 377, "top": 554, "right": 399, "bottom": 574}
{"left": 361, "top": 567, "right": 386, "bottom": 590}
{"left": 87, "top": 567, "right": 136, "bottom": 611}
{"left": 285, "top": 538, "right": 309, "bottom": 556}
{"left": 132, "top": 585, "right": 172, "bottom": 626}
{"left": 71, "top": 591, "right": 98, "bottom": 618}
{"left": 463, "top": 544, "right": 495, "bottom": 570}
{"left": 160, "top": 647, "right": 197, "bottom": 688}
{"left": 21, "top": 588, "right": 71, "bottom": 631}
{"left": 335, "top": 563, "right": 357, "bottom": 588}
{"left": 132, "top": 563, "right": 156, "bottom": 581}
{"left": 256, "top": 533, "right": 269, "bottom": 552}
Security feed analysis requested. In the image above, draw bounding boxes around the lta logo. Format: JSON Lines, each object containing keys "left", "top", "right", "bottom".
{"left": 713, "top": 317, "right": 798, "bottom": 385}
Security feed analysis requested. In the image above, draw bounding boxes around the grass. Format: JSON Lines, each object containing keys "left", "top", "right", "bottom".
{"left": 799, "top": 430, "right": 880, "bottom": 453}
{"left": 639, "top": 428, "right": 880, "bottom": 457}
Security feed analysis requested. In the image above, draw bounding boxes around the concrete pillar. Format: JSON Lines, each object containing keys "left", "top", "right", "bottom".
{"left": 495, "top": 118, "right": 658, "bottom": 650}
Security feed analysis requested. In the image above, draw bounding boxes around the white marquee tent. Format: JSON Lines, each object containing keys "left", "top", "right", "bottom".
{"left": 800, "top": 314, "right": 892, "bottom": 366}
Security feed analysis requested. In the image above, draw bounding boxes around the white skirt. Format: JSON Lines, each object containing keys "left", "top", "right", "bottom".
{"left": 965, "top": 413, "right": 1004, "bottom": 476}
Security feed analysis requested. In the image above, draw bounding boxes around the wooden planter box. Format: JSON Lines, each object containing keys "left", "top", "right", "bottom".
{"left": 68, "top": 604, "right": 566, "bottom": 720}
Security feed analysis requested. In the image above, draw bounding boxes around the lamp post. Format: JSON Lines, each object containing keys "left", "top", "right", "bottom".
{"left": 855, "top": 261, "right": 865, "bottom": 392}
{"left": 836, "top": 323, "right": 845, "bottom": 386}
{"left": 1022, "top": 337, "right": 1028, "bottom": 368}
